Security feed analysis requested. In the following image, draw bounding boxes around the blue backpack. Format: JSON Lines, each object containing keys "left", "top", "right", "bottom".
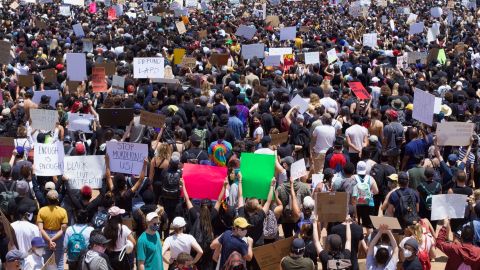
{"left": 67, "top": 226, "right": 88, "bottom": 262}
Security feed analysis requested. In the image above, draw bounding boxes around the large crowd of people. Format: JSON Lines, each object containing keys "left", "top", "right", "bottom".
{"left": 1, "top": 0, "right": 480, "bottom": 269}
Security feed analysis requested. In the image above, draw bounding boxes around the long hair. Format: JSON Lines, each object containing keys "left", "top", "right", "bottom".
{"left": 199, "top": 203, "right": 213, "bottom": 240}
{"left": 103, "top": 215, "right": 122, "bottom": 250}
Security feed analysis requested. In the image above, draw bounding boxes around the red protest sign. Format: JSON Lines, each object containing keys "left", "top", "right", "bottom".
{"left": 108, "top": 7, "right": 117, "bottom": 20}
{"left": 92, "top": 67, "right": 107, "bottom": 92}
{"left": 348, "top": 82, "right": 371, "bottom": 100}
{"left": 182, "top": 164, "right": 227, "bottom": 200}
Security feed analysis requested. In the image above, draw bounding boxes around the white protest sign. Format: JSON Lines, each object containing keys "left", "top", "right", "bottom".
{"left": 112, "top": 75, "right": 125, "bottom": 94}
{"left": 66, "top": 53, "right": 87, "bottom": 81}
{"left": 431, "top": 194, "right": 468, "bottom": 220}
{"left": 327, "top": 49, "right": 338, "bottom": 64}
{"left": 396, "top": 54, "right": 408, "bottom": 69}
{"left": 289, "top": 94, "right": 309, "bottom": 114}
{"left": 176, "top": 21, "right": 186, "bottom": 34}
{"left": 311, "top": 174, "right": 324, "bottom": 192}
{"left": 431, "top": 23, "right": 440, "bottom": 36}
{"left": 269, "top": 47, "right": 292, "bottom": 56}
{"left": 72, "top": 23, "right": 85, "bottom": 37}
{"left": 68, "top": 112, "right": 95, "bottom": 133}
{"left": 106, "top": 141, "right": 148, "bottom": 175}
{"left": 406, "top": 13, "right": 417, "bottom": 24}
{"left": 430, "top": 7, "right": 442, "bottom": 18}
{"left": 64, "top": 156, "right": 105, "bottom": 189}
{"left": 304, "top": 51, "right": 320, "bottom": 65}
{"left": 409, "top": 22, "right": 424, "bottom": 35}
{"left": 30, "top": 109, "right": 58, "bottom": 131}
{"left": 59, "top": 5, "right": 71, "bottom": 16}
{"left": 427, "top": 28, "right": 436, "bottom": 43}
{"left": 363, "top": 33, "right": 377, "bottom": 48}
{"left": 235, "top": 25, "right": 257, "bottom": 40}
{"left": 185, "top": 0, "right": 197, "bottom": 8}
{"left": 433, "top": 97, "right": 442, "bottom": 114}
{"left": 412, "top": 89, "right": 435, "bottom": 126}
{"left": 264, "top": 55, "right": 281, "bottom": 67}
{"left": 133, "top": 57, "right": 165, "bottom": 79}
{"left": 436, "top": 122, "right": 474, "bottom": 146}
{"left": 148, "top": 16, "right": 162, "bottom": 23}
{"left": 389, "top": 19, "right": 395, "bottom": 31}
{"left": 290, "top": 158, "right": 307, "bottom": 180}
{"left": 280, "top": 26, "right": 296, "bottom": 41}
{"left": 63, "top": 0, "right": 84, "bottom": 6}
{"left": 241, "top": 43, "right": 265, "bottom": 60}
{"left": 32, "top": 90, "right": 60, "bottom": 108}
{"left": 34, "top": 142, "right": 64, "bottom": 176}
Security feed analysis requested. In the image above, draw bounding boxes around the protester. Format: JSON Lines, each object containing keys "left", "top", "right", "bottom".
{"left": 137, "top": 212, "right": 164, "bottom": 270}
{"left": 23, "top": 237, "right": 46, "bottom": 270}
{"left": 81, "top": 232, "right": 112, "bottom": 270}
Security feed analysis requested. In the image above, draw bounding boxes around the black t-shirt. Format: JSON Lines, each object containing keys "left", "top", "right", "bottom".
{"left": 277, "top": 143, "right": 295, "bottom": 158}
{"left": 403, "top": 256, "right": 423, "bottom": 270}
{"left": 319, "top": 249, "right": 352, "bottom": 270}
{"left": 331, "top": 223, "right": 364, "bottom": 270}
{"left": 180, "top": 148, "right": 209, "bottom": 164}
{"left": 238, "top": 206, "right": 266, "bottom": 247}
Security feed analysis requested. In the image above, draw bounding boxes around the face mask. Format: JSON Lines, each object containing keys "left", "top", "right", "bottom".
{"left": 35, "top": 248, "right": 45, "bottom": 256}
{"left": 237, "top": 229, "right": 247, "bottom": 238}
{"left": 403, "top": 249, "right": 412, "bottom": 258}
{"left": 149, "top": 224, "right": 160, "bottom": 231}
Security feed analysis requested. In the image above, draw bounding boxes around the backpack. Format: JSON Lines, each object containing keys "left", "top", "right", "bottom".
{"left": 190, "top": 213, "right": 213, "bottom": 251}
{"left": 67, "top": 225, "right": 88, "bottom": 262}
{"left": 395, "top": 189, "right": 419, "bottom": 226}
{"left": 370, "top": 164, "right": 387, "bottom": 195}
{"left": 263, "top": 210, "right": 278, "bottom": 239}
{"left": 0, "top": 181, "right": 18, "bottom": 214}
{"left": 354, "top": 175, "right": 373, "bottom": 206}
{"left": 419, "top": 182, "right": 440, "bottom": 211}
{"left": 92, "top": 209, "right": 109, "bottom": 229}
{"left": 386, "top": 126, "right": 403, "bottom": 157}
{"left": 327, "top": 252, "right": 352, "bottom": 270}
{"left": 456, "top": 103, "right": 467, "bottom": 121}
{"left": 162, "top": 169, "right": 181, "bottom": 199}
{"left": 193, "top": 128, "right": 207, "bottom": 149}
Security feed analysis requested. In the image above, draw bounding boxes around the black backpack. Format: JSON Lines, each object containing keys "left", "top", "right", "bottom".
{"left": 162, "top": 169, "right": 181, "bottom": 199}
{"left": 327, "top": 251, "right": 352, "bottom": 270}
{"left": 190, "top": 213, "right": 213, "bottom": 251}
{"left": 395, "top": 189, "right": 418, "bottom": 226}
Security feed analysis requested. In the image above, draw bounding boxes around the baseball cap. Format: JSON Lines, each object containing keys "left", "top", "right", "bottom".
{"left": 448, "top": 154, "right": 458, "bottom": 163}
{"left": 281, "top": 156, "right": 295, "bottom": 166}
{"left": 403, "top": 238, "right": 419, "bottom": 252}
{"left": 356, "top": 161, "right": 367, "bottom": 175}
{"left": 80, "top": 185, "right": 92, "bottom": 197}
{"left": 16, "top": 180, "right": 29, "bottom": 196}
{"left": 1, "top": 162, "right": 11, "bottom": 174}
{"left": 31, "top": 237, "right": 46, "bottom": 248}
{"left": 5, "top": 250, "right": 25, "bottom": 262}
{"left": 46, "top": 190, "right": 58, "bottom": 200}
{"left": 108, "top": 206, "right": 126, "bottom": 217}
{"left": 302, "top": 196, "right": 315, "bottom": 209}
{"left": 75, "top": 142, "right": 86, "bottom": 155}
{"left": 233, "top": 217, "right": 251, "bottom": 229}
{"left": 369, "top": 135, "right": 378, "bottom": 143}
{"left": 45, "top": 181, "right": 55, "bottom": 191}
{"left": 15, "top": 146, "right": 24, "bottom": 156}
{"left": 291, "top": 238, "right": 305, "bottom": 253}
{"left": 172, "top": 217, "right": 187, "bottom": 228}
{"left": 146, "top": 212, "right": 159, "bottom": 222}
{"left": 387, "top": 174, "right": 398, "bottom": 182}
{"left": 296, "top": 114, "right": 304, "bottom": 121}
{"left": 90, "top": 234, "right": 111, "bottom": 245}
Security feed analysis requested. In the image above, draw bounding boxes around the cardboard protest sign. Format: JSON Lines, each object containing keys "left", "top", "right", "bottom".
{"left": 362, "top": 33, "right": 377, "bottom": 48}
{"left": 241, "top": 44, "right": 265, "bottom": 60}
{"left": 108, "top": 7, "right": 117, "bottom": 20}
{"left": 181, "top": 57, "right": 197, "bottom": 69}
{"left": 176, "top": 21, "right": 187, "bottom": 34}
{"left": 348, "top": 82, "right": 371, "bottom": 100}
{"left": 315, "top": 192, "right": 348, "bottom": 222}
{"left": 264, "top": 55, "right": 281, "bottom": 67}
{"left": 304, "top": 52, "right": 320, "bottom": 65}
{"left": 94, "top": 62, "right": 116, "bottom": 76}
{"left": 173, "top": 48, "right": 186, "bottom": 65}
{"left": 0, "top": 137, "right": 14, "bottom": 158}
{"left": 280, "top": 26, "right": 296, "bottom": 41}
{"left": 253, "top": 237, "right": 294, "bottom": 270}
{"left": 9, "top": 1, "right": 19, "bottom": 9}
{"left": 430, "top": 6, "right": 442, "bottom": 17}
{"left": 66, "top": 81, "right": 81, "bottom": 94}
{"left": 40, "top": 252, "right": 55, "bottom": 270}
{"left": 34, "top": 18, "right": 47, "bottom": 30}
{"left": 148, "top": 16, "right": 162, "bottom": 23}
{"left": 409, "top": 22, "right": 424, "bottom": 35}
{"left": 66, "top": 53, "right": 87, "bottom": 81}
{"left": 72, "top": 23, "right": 85, "bottom": 38}
{"left": 431, "top": 194, "right": 468, "bottom": 220}
{"left": 34, "top": 141, "right": 64, "bottom": 176}
{"left": 92, "top": 67, "right": 107, "bottom": 92}
{"left": 370, "top": 216, "right": 402, "bottom": 230}
{"left": 82, "top": 39, "right": 93, "bottom": 53}
{"left": 197, "top": 30, "right": 207, "bottom": 39}
{"left": 396, "top": 54, "right": 408, "bottom": 69}
{"left": 290, "top": 158, "right": 307, "bottom": 180}
{"left": 209, "top": 53, "right": 229, "bottom": 66}
{"left": 139, "top": 111, "right": 166, "bottom": 128}
{"left": 59, "top": 5, "right": 71, "bottom": 16}
{"left": 311, "top": 174, "right": 324, "bottom": 192}
{"left": 32, "top": 90, "right": 60, "bottom": 108}
{"left": 412, "top": 89, "right": 435, "bottom": 126}
{"left": 64, "top": 155, "right": 105, "bottom": 189}
{"left": 182, "top": 164, "right": 227, "bottom": 200}
{"left": 97, "top": 108, "right": 134, "bottom": 126}
{"left": 289, "top": 94, "right": 309, "bottom": 114}
{"left": 30, "top": 109, "right": 58, "bottom": 131}
{"left": 68, "top": 112, "right": 95, "bottom": 133}
{"left": 133, "top": 57, "right": 165, "bottom": 79}
{"left": 436, "top": 122, "right": 474, "bottom": 146}
{"left": 152, "top": 78, "right": 181, "bottom": 84}
{"left": 111, "top": 75, "right": 125, "bottom": 94}
{"left": 270, "top": 132, "right": 288, "bottom": 146}
{"left": 406, "top": 13, "right": 417, "bottom": 24}
{"left": 18, "top": 75, "right": 35, "bottom": 88}
{"left": 64, "top": 0, "right": 84, "bottom": 6}
{"left": 269, "top": 47, "right": 292, "bottom": 57}
{"left": 106, "top": 141, "right": 148, "bottom": 175}
{"left": 327, "top": 48, "right": 338, "bottom": 64}
{"left": 240, "top": 153, "right": 275, "bottom": 199}
{"left": 407, "top": 51, "right": 427, "bottom": 65}
{"left": 235, "top": 25, "right": 257, "bottom": 40}
{"left": 437, "top": 49, "right": 447, "bottom": 65}
{"left": 265, "top": 15, "right": 280, "bottom": 27}
{"left": 0, "top": 41, "right": 13, "bottom": 65}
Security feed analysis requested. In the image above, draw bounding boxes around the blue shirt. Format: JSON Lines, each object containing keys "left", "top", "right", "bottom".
{"left": 218, "top": 230, "right": 248, "bottom": 268}
{"left": 404, "top": 138, "right": 430, "bottom": 170}
{"left": 228, "top": 116, "right": 244, "bottom": 140}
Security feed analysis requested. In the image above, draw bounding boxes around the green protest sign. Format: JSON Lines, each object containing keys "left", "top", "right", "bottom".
{"left": 240, "top": 153, "right": 275, "bottom": 199}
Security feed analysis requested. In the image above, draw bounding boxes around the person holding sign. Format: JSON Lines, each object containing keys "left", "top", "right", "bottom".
{"left": 366, "top": 224, "right": 398, "bottom": 269}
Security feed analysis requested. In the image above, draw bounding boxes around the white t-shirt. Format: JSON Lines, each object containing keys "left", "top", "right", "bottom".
{"left": 24, "top": 253, "right": 44, "bottom": 270}
{"left": 320, "top": 97, "right": 338, "bottom": 116}
{"left": 254, "top": 148, "right": 275, "bottom": 155}
{"left": 312, "top": 125, "right": 336, "bottom": 153}
{"left": 253, "top": 126, "right": 264, "bottom": 140}
{"left": 345, "top": 124, "right": 368, "bottom": 153}
{"left": 11, "top": 220, "right": 41, "bottom": 254}
{"left": 103, "top": 224, "right": 132, "bottom": 251}
{"left": 164, "top": 233, "right": 198, "bottom": 259}
{"left": 366, "top": 254, "right": 397, "bottom": 270}
{"left": 63, "top": 224, "right": 95, "bottom": 249}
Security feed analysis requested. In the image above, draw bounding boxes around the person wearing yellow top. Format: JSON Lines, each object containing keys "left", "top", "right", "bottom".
{"left": 295, "top": 37, "right": 303, "bottom": 49}
{"left": 37, "top": 190, "right": 68, "bottom": 270}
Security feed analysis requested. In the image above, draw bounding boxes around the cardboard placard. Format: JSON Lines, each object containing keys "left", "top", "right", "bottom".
{"left": 94, "top": 62, "right": 116, "bottom": 76}
{"left": 369, "top": 216, "right": 402, "bottom": 230}
{"left": 181, "top": 57, "right": 197, "bottom": 69}
{"left": 133, "top": 57, "right": 165, "bottom": 79}
{"left": 34, "top": 141, "right": 64, "bottom": 176}
{"left": 67, "top": 81, "right": 81, "bottom": 94}
{"left": 98, "top": 108, "right": 134, "bottom": 127}
{"left": 436, "top": 122, "right": 474, "bottom": 146}
{"left": 265, "top": 15, "right": 280, "bottom": 27}
{"left": 253, "top": 237, "right": 294, "bottom": 270}
{"left": 106, "top": 141, "right": 148, "bottom": 175}
{"left": 176, "top": 21, "right": 187, "bottom": 34}
{"left": 173, "top": 48, "right": 186, "bottom": 65}
{"left": 111, "top": 75, "right": 125, "bottom": 94}
{"left": 209, "top": 53, "right": 229, "bottom": 66}
{"left": 18, "top": 75, "right": 35, "bottom": 88}
{"left": 183, "top": 164, "right": 228, "bottom": 200}
{"left": 68, "top": 112, "right": 95, "bottom": 133}
{"left": 32, "top": 90, "right": 60, "bottom": 108}
{"left": 412, "top": 89, "right": 435, "bottom": 126}
{"left": 198, "top": 30, "right": 207, "bottom": 39}
{"left": 92, "top": 67, "right": 107, "bottom": 92}
{"left": 30, "top": 109, "right": 58, "bottom": 131}
{"left": 0, "top": 137, "right": 14, "bottom": 158}
{"left": 315, "top": 192, "right": 348, "bottom": 222}
{"left": 42, "top": 68, "right": 57, "bottom": 83}
{"left": 241, "top": 43, "right": 265, "bottom": 60}
{"left": 289, "top": 94, "right": 309, "bottom": 114}
{"left": 64, "top": 155, "right": 106, "bottom": 189}
{"left": 431, "top": 194, "right": 468, "bottom": 220}
{"left": 139, "top": 111, "right": 166, "bottom": 128}
{"left": 40, "top": 252, "right": 55, "bottom": 270}
{"left": 290, "top": 158, "right": 307, "bottom": 180}
{"left": 348, "top": 82, "right": 371, "bottom": 100}
{"left": 270, "top": 132, "right": 289, "bottom": 146}
{"left": 66, "top": 53, "right": 87, "bottom": 81}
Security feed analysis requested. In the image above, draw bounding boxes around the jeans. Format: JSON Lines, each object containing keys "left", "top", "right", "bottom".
{"left": 43, "top": 230, "right": 64, "bottom": 270}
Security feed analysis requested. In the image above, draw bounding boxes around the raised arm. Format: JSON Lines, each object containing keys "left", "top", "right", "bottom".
{"left": 312, "top": 217, "right": 323, "bottom": 254}
{"left": 105, "top": 154, "right": 113, "bottom": 192}
{"left": 131, "top": 159, "right": 148, "bottom": 193}
{"left": 345, "top": 218, "right": 352, "bottom": 251}
{"left": 262, "top": 178, "right": 276, "bottom": 214}
{"left": 238, "top": 172, "right": 244, "bottom": 208}
{"left": 214, "top": 178, "right": 229, "bottom": 211}
{"left": 290, "top": 177, "right": 301, "bottom": 222}
{"left": 180, "top": 179, "right": 194, "bottom": 210}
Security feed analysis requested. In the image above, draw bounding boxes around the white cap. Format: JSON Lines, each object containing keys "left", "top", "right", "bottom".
{"left": 172, "top": 217, "right": 187, "bottom": 228}
{"left": 146, "top": 212, "right": 159, "bottom": 223}
{"left": 371, "top": 77, "right": 380, "bottom": 82}
{"left": 303, "top": 196, "right": 315, "bottom": 209}
{"left": 356, "top": 161, "right": 367, "bottom": 175}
